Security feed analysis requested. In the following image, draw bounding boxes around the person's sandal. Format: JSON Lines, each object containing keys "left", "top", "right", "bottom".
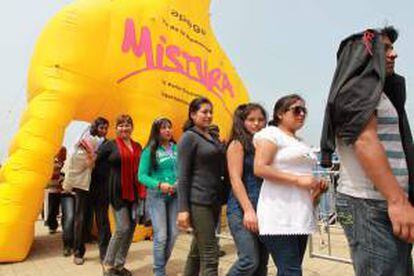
{"left": 73, "top": 257, "right": 84, "bottom": 265}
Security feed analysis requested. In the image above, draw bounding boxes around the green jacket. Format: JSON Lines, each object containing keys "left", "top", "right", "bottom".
{"left": 138, "top": 144, "right": 178, "bottom": 190}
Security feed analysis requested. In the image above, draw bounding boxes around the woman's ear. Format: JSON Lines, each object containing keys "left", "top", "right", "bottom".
{"left": 277, "top": 112, "right": 283, "bottom": 120}
{"left": 190, "top": 112, "right": 196, "bottom": 121}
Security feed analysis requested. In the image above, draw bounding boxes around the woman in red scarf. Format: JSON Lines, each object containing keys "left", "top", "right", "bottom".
{"left": 100, "top": 114, "right": 146, "bottom": 276}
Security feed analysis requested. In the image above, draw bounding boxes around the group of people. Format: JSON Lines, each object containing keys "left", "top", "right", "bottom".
{"left": 43, "top": 25, "right": 414, "bottom": 276}
{"left": 45, "top": 117, "right": 112, "bottom": 263}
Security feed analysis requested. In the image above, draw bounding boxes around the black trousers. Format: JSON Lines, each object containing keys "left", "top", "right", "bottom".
{"left": 73, "top": 189, "right": 89, "bottom": 258}
{"left": 83, "top": 199, "right": 94, "bottom": 242}
{"left": 92, "top": 197, "right": 111, "bottom": 261}
{"left": 46, "top": 192, "right": 61, "bottom": 230}
{"left": 61, "top": 194, "right": 75, "bottom": 249}
{"left": 73, "top": 188, "right": 111, "bottom": 261}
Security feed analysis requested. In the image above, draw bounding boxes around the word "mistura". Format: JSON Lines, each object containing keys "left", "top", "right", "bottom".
{"left": 117, "top": 18, "right": 235, "bottom": 99}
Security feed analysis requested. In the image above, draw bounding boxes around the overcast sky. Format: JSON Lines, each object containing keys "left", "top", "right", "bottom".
{"left": 0, "top": 0, "right": 413, "bottom": 160}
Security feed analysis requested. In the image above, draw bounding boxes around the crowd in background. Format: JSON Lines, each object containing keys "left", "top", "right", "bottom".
{"left": 44, "top": 94, "right": 327, "bottom": 276}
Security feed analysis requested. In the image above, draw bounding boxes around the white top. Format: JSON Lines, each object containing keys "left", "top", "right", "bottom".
{"left": 337, "top": 93, "right": 409, "bottom": 200}
{"left": 62, "top": 148, "right": 93, "bottom": 192}
{"left": 254, "top": 126, "right": 317, "bottom": 235}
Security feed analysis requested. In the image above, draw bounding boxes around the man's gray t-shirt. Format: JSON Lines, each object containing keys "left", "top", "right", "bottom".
{"left": 337, "top": 93, "right": 409, "bottom": 200}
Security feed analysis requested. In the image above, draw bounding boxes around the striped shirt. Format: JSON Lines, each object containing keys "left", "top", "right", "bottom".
{"left": 337, "top": 93, "right": 409, "bottom": 200}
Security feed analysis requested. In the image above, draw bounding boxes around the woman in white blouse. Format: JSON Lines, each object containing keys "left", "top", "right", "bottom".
{"left": 253, "top": 94, "right": 326, "bottom": 276}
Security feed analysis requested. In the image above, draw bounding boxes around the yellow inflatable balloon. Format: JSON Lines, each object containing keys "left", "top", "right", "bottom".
{"left": 0, "top": 0, "right": 248, "bottom": 262}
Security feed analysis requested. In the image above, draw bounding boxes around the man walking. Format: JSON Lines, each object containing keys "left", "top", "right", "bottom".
{"left": 321, "top": 26, "right": 414, "bottom": 275}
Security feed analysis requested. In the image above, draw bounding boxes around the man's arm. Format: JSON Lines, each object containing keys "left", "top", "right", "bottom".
{"left": 354, "top": 115, "right": 414, "bottom": 242}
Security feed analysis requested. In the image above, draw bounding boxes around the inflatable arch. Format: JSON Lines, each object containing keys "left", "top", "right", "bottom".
{"left": 0, "top": 0, "right": 249, "bottom": 262}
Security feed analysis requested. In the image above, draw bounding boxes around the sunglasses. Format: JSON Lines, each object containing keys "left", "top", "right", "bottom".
{"left": 287, "top": 106, "right": 307, "bottom": 116}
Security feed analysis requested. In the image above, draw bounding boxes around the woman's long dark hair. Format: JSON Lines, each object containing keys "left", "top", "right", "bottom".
{"left": 229, "top": 103, "right": 267, "bottom": 154}
{"left": 146, "top": 118, "right": 175, "bottom": 170}
{"left": 269, "top": 94, "right": 304, "bottom": 126}
{"left": 89, "top": 117, "right": 109, "bottom": 136}
{"left": 182, "top": 97, "right": 213, "bottom": 131}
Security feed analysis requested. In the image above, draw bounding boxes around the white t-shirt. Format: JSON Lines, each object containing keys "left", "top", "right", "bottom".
{"left": 254, "top": 126, "right": 317, "bottom": 235}
{"left": 337, "top": 93, "right": 409, "bottom": 200}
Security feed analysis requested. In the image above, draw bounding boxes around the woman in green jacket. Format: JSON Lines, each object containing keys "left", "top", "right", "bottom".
{"left": 138, "top": 117, "right": 178, "bottom": 276}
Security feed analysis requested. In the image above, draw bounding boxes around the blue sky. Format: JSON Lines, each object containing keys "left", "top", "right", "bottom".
{"left": 0, "top": 0, "right": 413, "bottom": 160}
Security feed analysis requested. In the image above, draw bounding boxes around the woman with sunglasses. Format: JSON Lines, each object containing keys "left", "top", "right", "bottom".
{"left": 177, "top": 97, "right": 226, "bottom": 276}
{"left": 138, "top": 117, "right": 178, "bottom": 276}
{"left": 253, "top": 94, "right": 326, "bottom": 276}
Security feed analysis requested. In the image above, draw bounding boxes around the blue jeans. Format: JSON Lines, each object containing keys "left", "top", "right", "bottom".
{"left": 61, "top": 194, "right": 75, "bottom": 249}
{"left": 104, "top": 204, "right": 136, "bottom": 269}
{"left": 260, "top": 234, "right": 308, "bottom": 276}
{"left": 148, "top": 191, "right": 178, "bottom": 276}
{"left": 336, "top": 193, "right": 413, "bottom": 276}
{"left": 227, "top": 212, "right": 269, "bottom": 276}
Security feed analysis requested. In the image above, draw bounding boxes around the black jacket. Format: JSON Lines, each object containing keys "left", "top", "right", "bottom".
{"left": 177, "top": 128, "right": 225, "bottom": 212}
{"left": 320, "top": 29, "right": 414, "bottom": 202}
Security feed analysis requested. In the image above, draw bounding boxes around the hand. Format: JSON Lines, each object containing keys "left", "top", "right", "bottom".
{"left": 177, "top": 211, "right": 192, "bottom": 232}
{"left": 388, "top": 197, "right": 414, "bottom": 242}
{"left": 168, "top": 185, "right": 176, "bottom": 196}
{"left": 311, "top": 179, "right": 328, "bottom": 205}
{"left": 85, "top": 152, "right": 96, "bottom": 168}
{"left": 243, "top": 208, "right": 259, "bottom": 233}
{"left": 319, "top": 178, "right": 329, "bottom": 192}
{"left": 159, "top": 183, "right": 170, "bottom": 194}
{"left": 296, "top": 175, "right": 319, "bottom": 190}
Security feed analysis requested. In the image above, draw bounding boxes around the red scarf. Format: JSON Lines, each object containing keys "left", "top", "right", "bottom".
{"left": 115, "top": 137, "right": 146, "bottom": 201}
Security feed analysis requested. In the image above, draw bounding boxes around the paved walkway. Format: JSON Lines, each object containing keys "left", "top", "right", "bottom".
{"left": 0, "top": 221, "right": 354, "bottom": 276}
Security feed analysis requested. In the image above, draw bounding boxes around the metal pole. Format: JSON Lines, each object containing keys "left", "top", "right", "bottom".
{"left": 327, "top": 223, "right": 332, "bottom": 256}
{"left": 310, "top": 253, "right": 353, "bottom": 264}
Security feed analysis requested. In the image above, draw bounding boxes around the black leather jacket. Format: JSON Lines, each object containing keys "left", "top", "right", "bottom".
{"left": 320, "top": 29, "right": 414, "bottom": 202}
